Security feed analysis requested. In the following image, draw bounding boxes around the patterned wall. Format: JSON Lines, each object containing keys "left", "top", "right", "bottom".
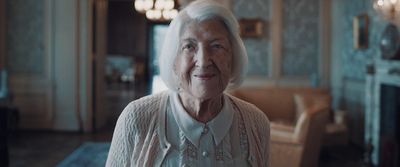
{"left": 5, "top": 0, "right": 385, "bottom": 81}
{"left": 282, "top": 0, "right": 320, "bottom": 76}
{"left": 332, "top": 0, "right": 388, "bottom": 145}
{"left": 334, "top": 0, "right": 385, "bottom": 81}
{"left": 6, "top": 0, "right": 45, "bottom": 75}
{"left": 233, "top": 0, "right": 270, "bottom": 76}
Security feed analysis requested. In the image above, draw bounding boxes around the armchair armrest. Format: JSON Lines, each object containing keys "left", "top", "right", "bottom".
{"left": 271, "top": 127, "right": 302, "bottom": 145}
{"left": 271, "top": 135, "right": 302, "bottom": 145}
{"left": 271, "top": 122, "right": 295, "bottom": 132}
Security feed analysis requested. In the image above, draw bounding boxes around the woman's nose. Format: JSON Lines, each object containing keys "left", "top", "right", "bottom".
{"left": 195, "top": 47, "right": 212, "bottom": 67}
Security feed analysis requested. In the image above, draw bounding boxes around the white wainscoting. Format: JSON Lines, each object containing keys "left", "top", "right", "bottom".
{"left": 9, "top": 0, "right": 54, "bottom": 129}
{"left": 9, "top": 0, "right": 93, "bottom": 131}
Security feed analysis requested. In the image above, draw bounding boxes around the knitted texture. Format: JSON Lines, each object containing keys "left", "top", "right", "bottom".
{"left": 106, "top": 91, "right": 270, "bottom": 167}
{"left": 106, "top": 92, "right": 166, "bottom": 167}
{"left": 228, "top": 94, "right": 270, "bottom": 167}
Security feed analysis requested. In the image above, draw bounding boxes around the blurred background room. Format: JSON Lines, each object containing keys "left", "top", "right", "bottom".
{"left": 0, "top": 0, "right": 399, "bottom": 166}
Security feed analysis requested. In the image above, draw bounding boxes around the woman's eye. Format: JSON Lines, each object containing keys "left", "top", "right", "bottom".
{"left": 212, "top": 43, "right": 225, "bottom": 50}
{"left": 213, "top": 44, "right": 222, "bottom": 48}
{"left": 212, "top": 40, "right": 228, "bottom": 48}
{"left": 182, "top": 44, "right": 195, "bottom": 51}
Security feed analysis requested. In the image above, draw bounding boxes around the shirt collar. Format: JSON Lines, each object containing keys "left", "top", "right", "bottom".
{"left": 170, "top": 92, "right": 234, "bottom": 147}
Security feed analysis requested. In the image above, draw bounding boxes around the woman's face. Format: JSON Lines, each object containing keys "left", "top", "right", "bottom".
{"left": 174, "top": 19, "right": 232, "bottom": 100}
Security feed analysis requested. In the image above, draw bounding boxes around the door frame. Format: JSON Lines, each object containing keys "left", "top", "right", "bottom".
{"left": 92, "top": 0, "right": 108, "bottom": 131}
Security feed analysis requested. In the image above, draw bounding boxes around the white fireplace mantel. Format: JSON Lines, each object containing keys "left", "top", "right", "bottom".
{"left": 365, "top": 59, "right": 400, "bottom": 166}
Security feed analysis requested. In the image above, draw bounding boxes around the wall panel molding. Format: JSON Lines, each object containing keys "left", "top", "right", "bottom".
{"left": 93, "top": 0, "right": 108, "bottom": 131}
{"left": 7, "top": 0, "right": 46, "bottom": 76}
{"left": 79, "top": 0, "right": 94, "bottom": 132}
{"left": 8, "top": 0, "right": 54, "bottom": 129}
{"left": 53, "top": 0, "right": 79, "bottom": 130}
{"left": 14, "top": 92, "right": 52, "bottom": 128}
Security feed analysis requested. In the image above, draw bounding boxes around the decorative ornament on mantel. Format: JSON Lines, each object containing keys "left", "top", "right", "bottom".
{"left": 380, "top": 23, "right": 400, "bottom": 59}
{"left": 373, "top": 0, "right": 400, "bottom": 26}
{"left": 134, "top": 0, "right": 178, "bottom": 21}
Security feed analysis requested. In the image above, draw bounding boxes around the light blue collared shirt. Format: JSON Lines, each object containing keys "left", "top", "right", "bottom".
{"left": 162, "top": 92, "right": 249, "bottom": 167}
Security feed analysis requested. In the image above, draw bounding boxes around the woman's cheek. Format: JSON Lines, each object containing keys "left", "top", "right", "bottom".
{"left": 177, "top": 60, "right": 193, "bottom": 85}
{"left": 218, "top": 62, "right": 232, "bottom": 83}
{"left": 218, "top": 58, "right": 232, "bottom": 74}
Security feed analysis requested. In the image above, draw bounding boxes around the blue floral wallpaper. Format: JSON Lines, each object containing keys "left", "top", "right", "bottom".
{"left": 5, "top": 0, "right": 386, "bottom": 81}
{"left": 282, "top": 0, "right": 319, "bottom": 76}
{"left": 334, "top": 0, "right": 385, "bottom": 80}
{"left": 332, "top": 0, "right": 389, "bottom": 145}
{"left": 6, "top": 0, "right": 45, "bottom": 75}
{"left": 233, "top": 0, "right": 270, "bottom": 76}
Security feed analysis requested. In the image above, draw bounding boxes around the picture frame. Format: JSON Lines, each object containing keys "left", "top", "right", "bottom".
{"left": 239, "top": 19, "right": 263, "bottom": 38}
{"left": 353, "top": 14, "right": 369, "bottom": 49}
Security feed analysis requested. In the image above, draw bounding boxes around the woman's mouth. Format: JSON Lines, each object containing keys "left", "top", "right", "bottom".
{"left": 193, "top": 74, "right": 216, "bottom": 80}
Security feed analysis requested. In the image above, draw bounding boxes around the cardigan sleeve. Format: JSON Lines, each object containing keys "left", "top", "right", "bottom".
{"left": 248, "top": 104, "right": 270, "bottom": 167}
{"left": 227, "top": 94, "right": 271, "bottom": 166}
{"left": 106, "top": 103, "right": 136, "bottom": 167}
{"left": 106, "top": 92, "right": 166, "bottom": 167}
{"left": 262, "top": 112, "right": 271, "bottom": 167}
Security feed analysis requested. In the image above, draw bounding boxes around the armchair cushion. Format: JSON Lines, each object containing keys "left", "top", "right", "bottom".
{"left": 270, "top": 108, "right": 329, "bottom": 167}
{"left": 229, "top": 87, "right": 329, "bottom": 124}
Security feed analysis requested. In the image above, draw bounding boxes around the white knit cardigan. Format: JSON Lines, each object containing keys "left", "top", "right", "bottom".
{"left": 106, "top": 91, "right": 270, "bottom": 167}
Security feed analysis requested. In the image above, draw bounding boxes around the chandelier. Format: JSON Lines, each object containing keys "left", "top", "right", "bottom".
{"left": 373, "top": 0, "right": 400, "bottom": 25}
{"left": 134, "top": 0, "right": 178, "bottom": 21}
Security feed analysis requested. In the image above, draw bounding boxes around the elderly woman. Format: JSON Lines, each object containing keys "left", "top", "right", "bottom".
{"left": 106, "top": 0, "right": 270, "bottom": 166}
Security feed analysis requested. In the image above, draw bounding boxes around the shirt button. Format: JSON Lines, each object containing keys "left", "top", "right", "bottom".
{"left": 202, "top": 151, "right": 209, "bottom": 157}
{"left": 250, "top": 155, "right": 254, "bottom": 161}
{"left": 202, "top": 126, "right": 209, "bottom": 134}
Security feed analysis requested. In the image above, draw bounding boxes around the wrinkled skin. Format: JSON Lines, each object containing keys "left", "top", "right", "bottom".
{"left": 174, "top": 19, "right": 233, "bottom": 123}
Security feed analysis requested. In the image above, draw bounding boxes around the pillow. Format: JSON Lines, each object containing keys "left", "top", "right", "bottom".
{"left": 294, "top": 93, "right": 332, "bottom": 121}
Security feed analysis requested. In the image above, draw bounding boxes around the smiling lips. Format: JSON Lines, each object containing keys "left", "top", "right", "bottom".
{"left": 193, "top": 73, "right": 216, "bottom": 80}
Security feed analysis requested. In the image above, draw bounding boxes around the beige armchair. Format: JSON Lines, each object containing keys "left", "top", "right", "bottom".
{"left": 228, "top": 86, "right": 347, "bottom": 166}
{"left": 229, "top": 86, "right": 348, "bottom": 167}
{"left": 270, "top": 108, "right": 329, "bottom": 167}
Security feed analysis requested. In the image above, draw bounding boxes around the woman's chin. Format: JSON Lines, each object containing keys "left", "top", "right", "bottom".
{"left": 190, "top": 87, "right": 224, "bottom": 100}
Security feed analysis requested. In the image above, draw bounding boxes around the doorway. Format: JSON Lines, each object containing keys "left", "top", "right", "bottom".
{"left": 92, "top": 0, "right": 151, "bottom": 131}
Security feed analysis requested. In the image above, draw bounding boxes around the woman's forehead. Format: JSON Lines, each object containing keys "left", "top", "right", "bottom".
{"left": 180, "top": 19, "right": 230, "bottom": 41}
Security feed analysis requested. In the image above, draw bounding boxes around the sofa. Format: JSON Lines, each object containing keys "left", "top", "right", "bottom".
{"left": 229, "top": 86, "right": 348, "bottom": 167}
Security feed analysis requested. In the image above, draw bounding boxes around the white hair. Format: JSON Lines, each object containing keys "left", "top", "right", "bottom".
{"left": 159, "top": 0, "right": 248, "bottom": 92}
